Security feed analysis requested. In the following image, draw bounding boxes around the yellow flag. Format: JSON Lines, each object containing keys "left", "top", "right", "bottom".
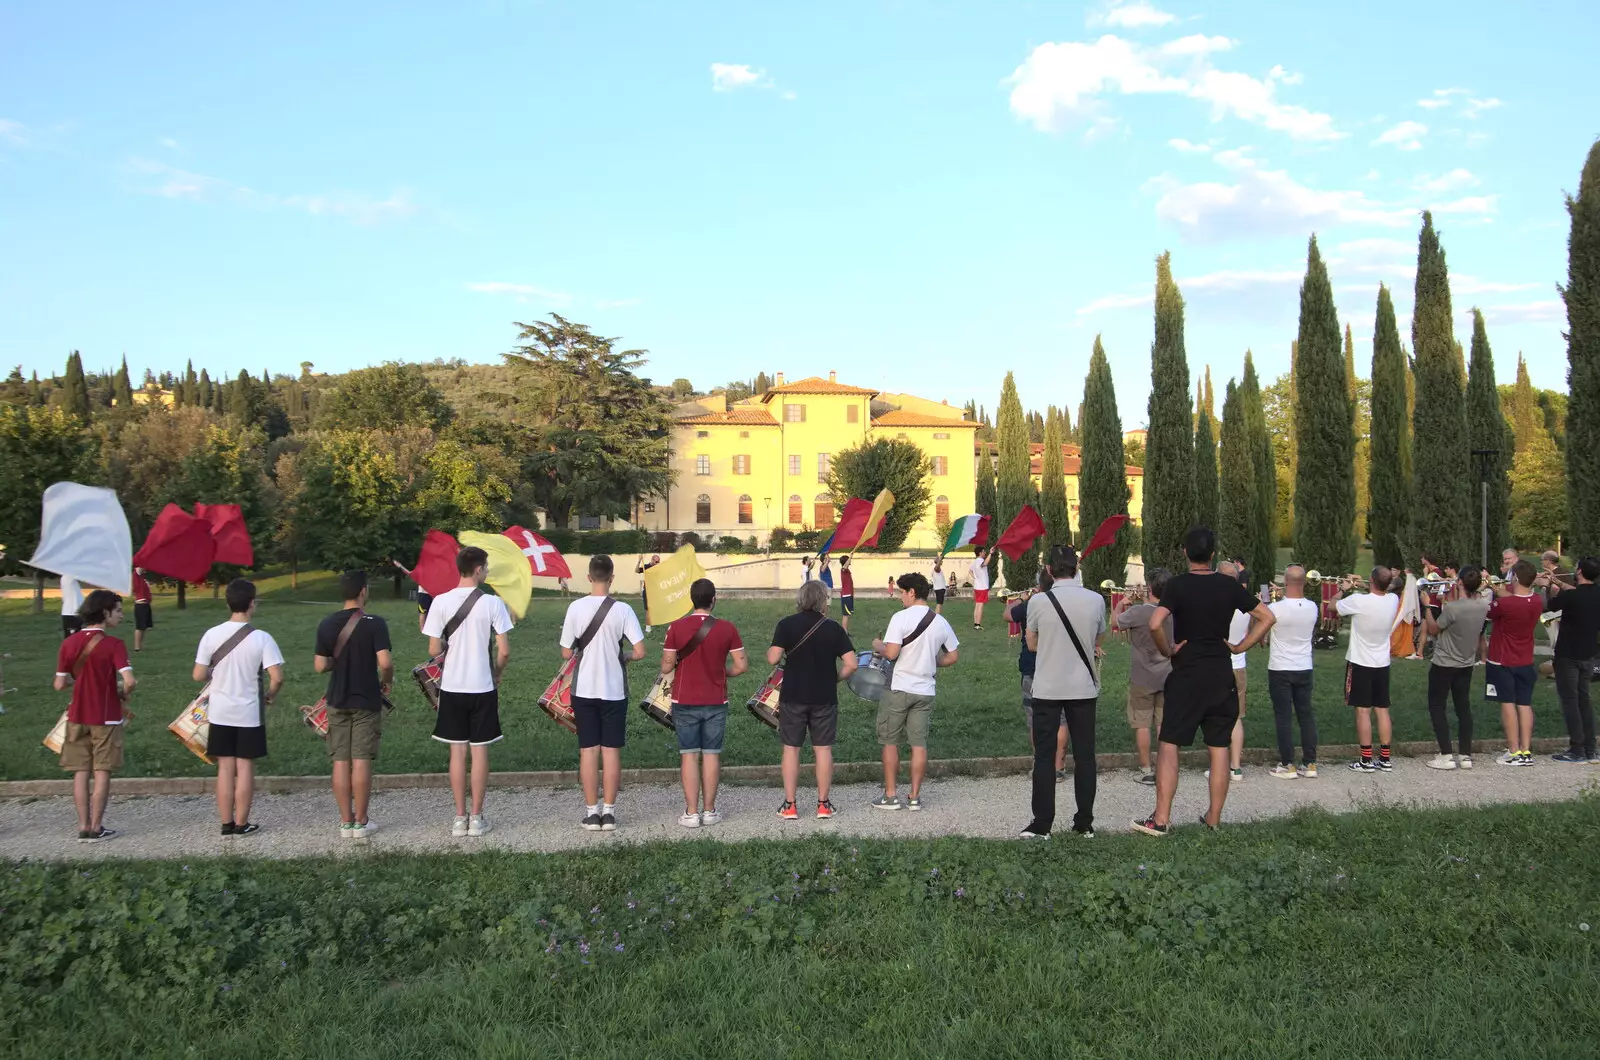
{"left": 849, "top": 488, "right": 896, "bottom": 556}
{"left": 643, "top": 544, "right": 705, "bottom": 627}
{"left": 458, "top": 531, "right": 534, "bottom": 620}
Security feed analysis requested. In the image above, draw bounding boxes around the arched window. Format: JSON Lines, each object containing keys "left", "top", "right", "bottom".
{"left": 737, "top": 494, "right": 753, "bottom": 524}
{"left": 696, "top": 494, "right": 711, "bottom": 524}
{"left": 935, "top": 495, "right": 950, "bottom": 526}
{"left": 787, "top": 494, "right": 803, "bottom": 523}
{"left": 813, "top": 493, "right": 835, "bottom": 529}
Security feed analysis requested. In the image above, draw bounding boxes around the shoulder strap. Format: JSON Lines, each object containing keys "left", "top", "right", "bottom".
{"left": 206, "top": 623, "right": 255, "bottom": 669}
{"left": 70, "top": 633, "right": 105, "bottom": 679}
{"left": 1044, "top": 590, "right": 1097, "bottom": 682}
{"left": 899, "top": 608, "right": 938, "bottom": 648}
{"left": 784, "top": 614, "right": 828, "bottom": 660}
{"left": 674, "top": 615, "right": 717, "bottom": 664}
{"left": 574, "top": 597, "right": 618, "bottom": 655}
{"left": 332, "top": 610, "right": 364, "bottom": 661}
{"left": 441, "top": 590, "right": 484, "bottom": 647}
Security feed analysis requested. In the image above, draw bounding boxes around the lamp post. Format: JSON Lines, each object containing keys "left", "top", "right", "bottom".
{"left": 1471, "top": 448, "right": 1498, "bottom": 571}
{"left": 763, "top": 498, "right": 772, "bottom": 550}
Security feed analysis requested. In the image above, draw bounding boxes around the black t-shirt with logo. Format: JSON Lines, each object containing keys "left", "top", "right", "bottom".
{"left": 1159, "top": 571, "right": 1259, "bottom": 672}
{"left": 315, "top": 608, "right": 392, "bottom": 710}
{"left": 771, "top": 612, "right": 855, "bottom": 707}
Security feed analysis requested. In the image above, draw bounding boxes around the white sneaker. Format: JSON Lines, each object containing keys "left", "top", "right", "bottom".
{"left": 1427, "top": 754, "right": 1459, "bottom": 771}
{"left": 451, "top": 815, "right": 469, "bottom": 837}
{"left": 700, "top": 809, "right": 723, "bottom": 826}
{"left": 354, "top": 820, "right": 377, "bottom": 839}
{"left": 341, "top": 821, "right": 359, "bottom": 839}
{"left": 1269, "top": 763, "right": 1299, "bottom": 779}
{"left": 467, "top": 814, "right": 489, "bottom": 837}
{"left": 1459, "top": 755, "right": 1474, "bottom": 770}
{"left": 1203, "top": 768, "right": 1244, "bottom": 782}
{"left": 1496, "top": 750, "right": 1519, "bottom": 766}
{"left": 678, "top": 812, "right": 701, "bottom": 828}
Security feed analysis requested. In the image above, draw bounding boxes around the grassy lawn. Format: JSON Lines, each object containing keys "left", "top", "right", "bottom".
{"left": 0, "top": 569, "right": 1564, "bottom": 781}
{"left": 4, "top": 797, "right": 1599, "bottom": 1058}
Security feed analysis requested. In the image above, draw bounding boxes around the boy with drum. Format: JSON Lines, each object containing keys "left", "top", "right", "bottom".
{"left": 561, "top": 554, "right": 645, "bottom": 832}
{"left": 661, "top": 578, "right": 747, "bottom": 828}
{"left": 871, "top": 572, "right": 959, "bottom": 811}
{"left": 769, "top": 580, "right": 857, "bottom": 820}
{"left": 54, "top": 589, "right": 136, "bottom": 843}
{"left": 312, "top": 570, "right": 393, "bottom": 839}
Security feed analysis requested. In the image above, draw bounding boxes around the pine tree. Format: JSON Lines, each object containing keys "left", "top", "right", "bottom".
{"left": 1465, "top": 309, "right": 1512, "bottom": 561}
{"left": 198, "top": 368, "right": 213, "bottom": 409}
{"left": 183, "top": 360, "right": 199, "bottom": 407}
{"left": 995, "top": 372, "right": 1039, "bottom": 586}
{"left": 1564, "top": 139, "right": 1600, "bottom": 557}
{"left": 1411, "top": 211, "right": 1474, "bottom": 566}
{"left": 1217, "top": 379, "right": 1255, "bottom": 563}
{"left": 1080, "top": 336, "right": 1131, "bottom": 588}
{"left": 1193, "top": 378, "right": 1219, "bottom": 534}
{"left": 1038, "top": 406, "right": 1071, "bottom": 551}
{"left": 975, "top": 440, "right": 998, "bottom": 580}
{"left": 1291, "top": 237, "right": 1355, "bottom": 574}
{"left": 1368, "top": 285, "right": 1412, "bottom": 568}
{"left": 113, "top": 356, "right": 134, "bottom": 408}
{"left": 61, "top": 350, "right": 90, "bottom": 421}
{"left": 1144, "top": 253, "right": 1194, "bottom": 570}
{"left": 1241, "top": 352, "right": 1276, "bottom": 587}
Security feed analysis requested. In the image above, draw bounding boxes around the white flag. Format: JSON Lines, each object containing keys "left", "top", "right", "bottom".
{"left": 25, "top": 483, "right": 133, "bottom": 596}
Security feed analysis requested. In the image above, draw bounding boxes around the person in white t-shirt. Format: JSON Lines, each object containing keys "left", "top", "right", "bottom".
{"left": 1336, "top": 567, "right": 1402, "bottom": 772}
{"left": 193, "top": 579, "right": 285, "bottom": 837}
{"left": 423, "top": 546, "right": 515, "bottom": 838}
{"left": 969, "top": 549, "right": 992, "bottom": 630}
{"left": 560, "top": 554, "right": 645, "bottom": 832}
{"left": 60, "top": 575, "right": 85, "bottom": 639}
{"left": 1216, "top": 559, "right": 1254, "bottom": 783}
{"left": 870, "top": 572, "right": 959, "bottom": 811}
{"left": 931, "top": 560, "right": 947, "bottom": 613}
{"left": 1266, "top": 564, "right": 1320, "bottom": 778}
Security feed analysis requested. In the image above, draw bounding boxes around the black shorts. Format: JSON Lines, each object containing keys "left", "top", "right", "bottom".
{"left": 62, "top": 615, "right": 83, "bottom": 639}
{"left": 574, "top": 696, "right": 627, "bottom": 749}
{"left": 779, "top": 700, "right": 838, "bottom": 748}
{"left": 840, "top": 595, "right": 855, "bottom": 617}
{"left": 134, "top": 601, "right": 154, "bottom": 631}
{"left": 433, "top": 689, "right": 503, "bottom": 746}
{"left": 1345, "top": 663, "right": 1392, "bottom": 708}
{"left": 935, "top": 589, "right": 946, "bottom": 605}
{"left": 208, "top": 723, "right": 268, "bottom": 760}
{"left": 1158, "top": 666, "right": 1238, "bottom": 748}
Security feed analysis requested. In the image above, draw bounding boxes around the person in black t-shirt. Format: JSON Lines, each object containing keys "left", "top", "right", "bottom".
{"left": 1133, "top": 527, "right": 1274, "bottom": 837}
{"left": 768, "top": 580, "right": 858, "bottom": 820}
{"left": 1545, "top": 556, "right": 1600, "bottom": 761}
{"left": 313, "top": 570, "right": 393, "bottom": 839}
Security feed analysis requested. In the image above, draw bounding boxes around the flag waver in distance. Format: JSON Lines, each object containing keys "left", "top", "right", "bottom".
{"left": 1078, "top": 514, "right": 1129, "bottom": 559}
{"left": 995, "top": 505, "right": 1046, "bottom": 562}
{"left": 941, "top": 513, "right": 991, "bottom": 557}
{"left": 643, "top": 544, "right": 706, "bottom": 627}
{"left": 193, "top": 503, "right": 254, "bottom": 566}
{"left": 503, "top": 525, "right": 571, "bottom": 579}
{"left": 30, "top": 483, "right": 135, "bottom": 594}
{"left": 133, "top": 503, "right": 216, "bottom": 584}
{"left": 849, "top": 489, "right": 895, "bottom": 555}
{"left": 411, "top": 530, "right": 462, "bottom": 598}
{"left": 458, "top": 530, "right": 534, "bottom": 620}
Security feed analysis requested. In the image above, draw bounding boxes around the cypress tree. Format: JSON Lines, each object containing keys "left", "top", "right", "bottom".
{"left": 113, "top": 355, "right": 134, "bottom": 408}
{"left": 1564, "top": 139, "right": 1600, "bottom": 557}
{"left": 61, "top": 350, "right": 90, "bottom": 421}
{"left": 975, "top": 440, "right": 998, "bottom": 578}
{"left": 1465, "top": 309, "right": 1512, "bottom": 560}
{"left": 1038, "top": 406, "right": 1071, "bottom": 551}
{"left": 1292, "top": 237, "right": 1355, "bottom": 575}
{"left": 1346, "top": 323, "right": 1371, "bottom": 553}
{"left": 1241, "top": 352, "right": 1276, "bottom": 587}
{"left": 995, "top": 371, "right": 1038, "bottom": 587}
{"left": 1368, "top": 285, "right": 1412, "bottom": 569}
{"left": 1510, "top": 356, "right": 1567, "bottom": 548}
{"left": 231, "top": 369, "right": 254, "bottom": 424}
{"left": 1217, "top": 378, "right": 1256, "bottom": 565}
{"left": 1411, "top": 211, "right": 1474, "bottom": 566}
{"left": 1080, "top": 335, "right": 1130, "bottom": 588}
{"left": 183, "top": 360, "right": 200, "bottom": 406}
{"left": 1193, "top": 379, "right": 1219, "bottom": 533}
{"left": 1144, "top": 252, "right": 1194, "bottom": 570}
{"left": 198, "top": 368, "right": 213, "bottom": 410}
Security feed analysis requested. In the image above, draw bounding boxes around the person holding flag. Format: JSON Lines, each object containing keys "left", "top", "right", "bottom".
{"left": 941, "top": 513, "right": 992, "bottom": 630}
{"left": 635, "top": 555, "right": 661, "bottom": 633}
{"left": 838, "top": 555, "right": 856, "bottom": 632}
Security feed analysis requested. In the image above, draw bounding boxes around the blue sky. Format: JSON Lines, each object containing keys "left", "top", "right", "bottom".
{"left": 1, "top": 0, "right": 1591, "bottom": 426}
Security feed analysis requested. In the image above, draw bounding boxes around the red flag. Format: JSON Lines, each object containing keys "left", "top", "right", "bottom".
{"left": 995, "top": 505, "right": 1046, "bottom": 561}
{"left": 411, "top": 530, "right": 462, "bottom": 597}
{"left": 193, "top": 503, "right": 254, "bottom": 566}
{"left": 503, "top": 525, "right": 571, "bottom": 579}
{"left": 1078, "top": 514, "right": 1130, "bottom": 559}
{"left": 133, "top": 504, "right": 217, "bottom": 583}
{"left": 820, "top": 498, "right": 876, "bottom": 554}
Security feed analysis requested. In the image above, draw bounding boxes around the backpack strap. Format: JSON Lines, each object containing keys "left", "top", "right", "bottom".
{"left": 1044, "top": 590, "right": 1098, "bottom": 684}
{"left": 332, "top": 610, "right": 364, "bottom": 661}
{"left": 205, "top": 623, "right": 255, "bottom": 669}
{"left": 897, "top": 608, "right": 938, "bottom": 648}
{"left": 671, "top": 615, "right": 717, "bottom": 668}
{"left": 70, "top": 632, "right": 105, "bottom": 679}
{"left": 440, "top": 590, "right": 484, "bottom": 650}
{"left": 782, "top": 614, "right": 828, "bottom": 662}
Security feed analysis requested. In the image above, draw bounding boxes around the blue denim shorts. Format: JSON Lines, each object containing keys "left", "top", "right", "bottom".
{"left": 674, "top": 704, "right": 729, "bottom": 755}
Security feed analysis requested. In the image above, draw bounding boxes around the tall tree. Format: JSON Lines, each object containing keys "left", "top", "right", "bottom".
{"left": 317, "top": 362, "right": 454, "bottom": 432}
{"left": 827, "top": 438, "right": 934, "bottom": 552}
{"left": 113, "top": 356, "right": 134, "bottom": 408}
{"left": 1216, "top": 379, "right": 1255, "bottom": 564}
{"left": 1411, "top": 211, "right": 1474, "bottom": 566}
{"left": 1193, "top": 380, "right": 1219, "bottom": 534}
{"left": 975, "top": 440, "right": 998, "bottom": 578}
{"left": 1080, "top": 336, "right": 1131, "bottom": 588}
{"left": 182, "top": 360, "right": 200, "bottom": 407}
{"left": 1368, "top": 285, "right": 1412, "bottom": 568}
{"left": 1241, "top": 352, "right": 1276, "bottom": 586}
{"left": 198, "top": 368, "right": 213, "bottom": 410}
{"left": 1144, "top": 252, "right": 1194, "bottom": 571}
{"left": 61, "top": 350, "right": 90, "bottom": 421}
{"left": 1037, "top": 406, "right": 1071, "bottom": 551}
{"left": 1465, "top": 309, "right": 1512, "bottom": 561}
{"left": 1292, "top": 237, "right": 1355, "bottom": 574}
{"left": 1509, "top": 356, "right": 1567, "bottom": 549}
{"left": 1346, "top": 323, "right": 1371, "bottom": 551}
{"left": 1564, "top": 139, "right": 1600, "bottom": 557}
{"left": 995, "top": 371, "right": 1039, "bottom": 586}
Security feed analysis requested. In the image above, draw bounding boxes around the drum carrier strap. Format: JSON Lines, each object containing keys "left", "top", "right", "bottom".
{"left": 572, "top": 596, "right": 618, "bottom": 678}
{"left": 440, "top": 590, "right": 484, "bottom": 650}
{"left": 897, "top": 609, "right": 937, "bottom": 648}
{"left": 331, "top": 609, "right": 364, "bottom": 661}
{"left": 670, "top": 615, "right": 717, "bottom": 668}
{"left": 783, "top": 613, "right": 828, "bottom": 661}
{"left": 1043, "top": 591, "right": 1098, "bottom": 684}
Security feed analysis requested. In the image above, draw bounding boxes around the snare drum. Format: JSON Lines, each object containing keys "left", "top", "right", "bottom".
{"left": 302, "top": 696, "right": 397, "bottom": 739}
{"left": 537, "top": 654, "right": 580, "bottom": 733}
{"left": 169, "top": 689, "right": 214, "bottom": 764}
{"left": 411, "top": 653, "right": 445, "bottom": 710}
{"left": 846, "top": 651, "right": 895, "bottom": 702}
{"left": 639, "top": 673, "right": 676, "bottom": 730}
{"left": 42, "top": 710, "right": 69, "bottom": 755}
{"left": 746, "top": 667, "right": 783, "bottom": 729}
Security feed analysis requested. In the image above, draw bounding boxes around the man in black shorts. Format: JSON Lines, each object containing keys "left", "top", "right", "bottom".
{"left": 769, "top": 580, "right": 857, "bottom": 820}
{"left": 1134, "top": 527, "right": 1274, "bottom": 835}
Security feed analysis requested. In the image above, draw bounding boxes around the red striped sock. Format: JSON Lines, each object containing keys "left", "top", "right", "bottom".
{"left": 1360, "top": 745, "right": 1374, "bottom": 763}
{"left": 1379, "top": 744, "right": 1391, "bottom": 762}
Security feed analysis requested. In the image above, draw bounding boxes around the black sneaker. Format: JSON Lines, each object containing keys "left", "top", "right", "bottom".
{"left": 221, "top": 821, "right": 236, "bottom": 836}
{"left": 234, "top": 822, "right": 261, "bottom": 837}
{"left": 1071, "top": 824, "right": 1095, "bottom": 839}
{"left": 599, "top": 813, "right": 617, "bottom": 832}
{"left": 1552, "top": 751, "right": 1589, "bottom": 763}
{"left": 1196, "top": 813, "right": 1217, "bottom": 831}
{"left": 78, "top": 827, "right": 117, "bottom": 844}
{"left": 1377, "top": 758, "right": 1393, "bottom": 772}
{"left": 581, "top": 813, "right": 603, "bottom": 832}
{"left": 1348, "top": 760, "right": 1376, "bottom": 773}
{"left": 1131, "top": 816, "right": 1170, "bottom": 837}
{"left": 1019, "top": 822, "right": 1051, "bottom": 840}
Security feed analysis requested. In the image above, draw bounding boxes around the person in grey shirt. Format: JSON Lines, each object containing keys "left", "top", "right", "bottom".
{"left": 1113, "top": 569, "right": 1172, "bottom": 785}
{"left": 1422, "top": 566, "right": 1491, "bottom": 769}
{"left": 1020, "top": 544, "right": 1106, "bottom": 839}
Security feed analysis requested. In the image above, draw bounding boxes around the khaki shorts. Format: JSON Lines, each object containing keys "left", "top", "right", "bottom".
{"left": 60, "top": 723, "right": 124, "bottom": 773}
{"left": 1126, "top": 684, "right": 1165, "bottom": 730}
{"left": 327, "top": 707, "right": 383, "bottom": 762}
{"left": 877, "top": 689, "right": 935, "bottom": 748}
{"left": 1234, "top": 668, "right": 1248, "bottom": 718}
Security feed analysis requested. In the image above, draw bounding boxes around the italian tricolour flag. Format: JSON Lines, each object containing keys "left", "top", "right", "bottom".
{"left": 941, "top": 514, "right": 991, "bottom": 557}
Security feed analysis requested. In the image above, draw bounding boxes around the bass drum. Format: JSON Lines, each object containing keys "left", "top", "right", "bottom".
{"left": 639, "top": 673, "right": 676, "bottom": 730}
{"left": 846, "top": 651, "right": 894, "bottom": 702}
{"left": 746, "top": 668, "right": 783, "bottom": 729}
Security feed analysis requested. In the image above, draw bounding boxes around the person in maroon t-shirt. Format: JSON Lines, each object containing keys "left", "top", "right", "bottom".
{"left": 53, "top": 589, "right": 137, "bottom": 842}
{"left": 1486, "top": 560, "right": 1544, "bottom": 765}
{"left": 130, "top": 566, "right": 154, "bottom": 651}
{"left": 839, "top": 556, "right": 856, "bottom": 633}
{"left": 661, "top": 579, "right": 747, "bottom": 827}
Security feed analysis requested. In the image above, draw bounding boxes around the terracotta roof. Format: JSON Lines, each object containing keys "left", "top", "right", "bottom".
{"left": 677, "top": 409, "right": 779, "bottom": 426}
{"left": 872, "top": 411, "right": 980, "bottom": 429}
{"left": 760, "top": 376, "right": 879, "bottom": 398}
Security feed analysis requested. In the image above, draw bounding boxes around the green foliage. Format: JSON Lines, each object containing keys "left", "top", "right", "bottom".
{"left": 826, "top": 437, "right": 934, "bottom": 552}
{"left": 1466, "top": 310, "right": 1512, "bottom": 561}
{"left": 113, "top": 356, "right": 134, "bottom": 408}
{"left": 317, "top": 362, "right": 454, "bottom": 432}
{"left": 1241, "top": 353, "right": 1277, "bottom": 584}
{"left": 1292, "top": 237, "right": 1355, "bottom": 574}
{"left": 1193, "top": 384, "right": 1218, "bottom": 535}
{"left": 1368, "top": 285, "right": 1412, "bottom": 568}
{"left": 994, "top": 371, "right": 1038, "bottom": 585}
{"left": 1216, "top": 379, "right": 1254, "bottom": 564}
{"left": 1037, "top": 406, "right": 1071, "bottom": 550}
{"left": 0, "top": 405, "right": 99, "bottom": 574}
{"left": 1080, "top": 336, "right": 1130, "bottom": 588}
{"left": 60, "top": 350, "right": 89, "bottom": 421}
{"left": 1411, "top": 211, "right": 1473, "bottom": 565}
{"left": 1564, "top": 139, "right": 1600, "bottom": 557}
{"left": 539, "top": 527, "right": 650, "bottom": 556}
{"left": 1346, "top": 324, "right": 1371, "bottom": 551}
{"left": 1144, "top": 253, "right": 1193, "bottom": 572}
{"left": 768, "top": 526, "right": 795, "bottom": 550}
{"left": 1510, "top": 357, "right": 1567, "bottom": 548}
{"left": 1262, "top": 368, "right": 1295, "bottom": 547}
{"left": 415, "top": 437, "right": 515, "bottom": 532}
{"left": 281, "top": 431, "right": 413, "bottom": 573}
{"left": 974, "top": 441, "right": 997, "bottom": 578}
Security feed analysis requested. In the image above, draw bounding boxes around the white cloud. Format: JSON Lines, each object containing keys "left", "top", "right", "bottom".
{"left": 1412, "top": 168, "right": 1479, "bottom": 193}
{"left": 465, "top": 282, "right": 573, "bottom": 306}
{"left": 1363, "top": 169, "right": 1381, "bottom": 181}
{"left": 1417, "top": 98, "right": 1450, "bottom": 110}
{"left": 1268, "top": 65, "right": 1303, "bottom": 86}
{"left": 159, "top": 137, "right": 180, "bottom": 150}
{"left": 1093, "top": 1, "right": 1176, "bottom": 29}
{"left": 1168, "top": 137, "right": 1211, "bottom": 153}
{"left": 1477, "top": 300, "right": 1562, "bottom": 325}
{"left": 1429, "top": 194, "right": 1497, "bottom": 216}
{"left": 711, "top": 63, "right": 769, "bottom": 92}
{"left": 1463, "top": 97, "right": 1502, "bottom": 119}
{"left": 1373, "top": 120, "right": 1427, "bottom": 150}
{"left": 0, "top": 118, "right": 26, "bottom": 145}
{"left": 125, "top": 158, "right": 418, "bottom": 224}
{"left": 1188, "top": 68, "right": 1341, "bottom": 140}
{"left": 1160, "top": 35, "right": 1235, "bottom": 58}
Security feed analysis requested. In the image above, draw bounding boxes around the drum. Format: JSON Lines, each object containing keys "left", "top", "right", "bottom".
{"left": 537, "top": 654, "right": 580, "bottom": 733}
{"left": 746, "top": 667, "right": 783, "bottom": 729}
{"left": 639, "top": 672, "right": 676, "bottom": 730}
{"left": 42, "top": 710, "right": 69, "bottom": 754}
{"left": 302, "top": 696, "right": 396, "bottom": 739}
{"left": 411, "top": 654, "right": 445, "bottom": 711}
{"left": 846, "top": 651, "right": 895, "bottom": 702}
{"left": 169, "top": 689, "right": 214, "bottom": 764}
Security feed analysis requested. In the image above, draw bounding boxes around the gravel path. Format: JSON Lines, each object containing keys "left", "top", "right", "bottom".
{"left": 5, "top": 757, "right": 1597, "bottom": 861}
